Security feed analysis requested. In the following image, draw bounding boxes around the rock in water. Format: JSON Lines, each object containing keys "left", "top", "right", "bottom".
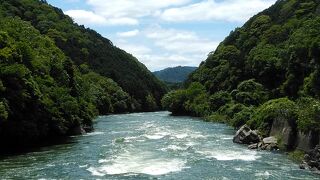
{"left": 233, "top": 125, "right": 260, "bottom": 144}
{"left": 115, "top": 137, "right": 125, "bottom": 143}
{"left": 248, "top": 143, "right": 258, "bottom": 149}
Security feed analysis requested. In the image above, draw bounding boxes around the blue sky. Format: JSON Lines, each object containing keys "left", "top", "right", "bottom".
{"left": 46, "top": 0, "right": 277, "bottom": 71}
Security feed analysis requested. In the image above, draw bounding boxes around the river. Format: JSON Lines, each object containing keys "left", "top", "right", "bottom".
{"left": 0, "top": 112, "right": 318, "bottom": 179}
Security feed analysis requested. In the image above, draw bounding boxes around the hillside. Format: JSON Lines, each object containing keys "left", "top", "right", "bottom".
{"left": 0, "top": 0, "right": 166, "bottom": 151}
{"left": 153, "top": 66, "right": 197, "bottom": 83}
{"left": 0, "top": 0, "right": 167, "bottom": 111}
{"left": 163, "top": 0, "right": 320, "bottom": 151}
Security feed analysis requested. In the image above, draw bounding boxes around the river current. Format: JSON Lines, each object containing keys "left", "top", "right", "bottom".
{"left": 0, "top": 112, "right": 318, "bottom": 179}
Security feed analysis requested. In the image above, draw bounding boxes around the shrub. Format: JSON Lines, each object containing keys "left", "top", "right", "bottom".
{"left": 248, "top": 98, "right": 297, "bottom": 136}
{"left": 209, "top": 91, "right": 232, "bottom": 111}
{"left": 231, "top": 106, "right": 255, "bottom": 128}
{"left": 234, "top": 79, "right": 269, "bottom": 105}
{"left": 161, "top": 90, "right": 188, "bottom": 115}
{"left": 205, "top": 113, "right": 228, "bottom": 123}
{"left": 297, "top": 97, "right": 320, "bottom": 131}
{"left": 0, "top": 101, "right": 8, "bottom": 122}
{"left": 288, "top": 150, "right": 305, "bottom": 162}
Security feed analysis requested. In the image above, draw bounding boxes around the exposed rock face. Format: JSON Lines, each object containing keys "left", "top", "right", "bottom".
{"left": 300, "top": 145, "right": 320, "bottom": 173}
{"left": 270, "top": 117, "right": 296, "bottom": 150}
{"left": 297, "top": 131, "right": 319, "bottom": 152}
{"left": 263, "top": 136, "right": 277, "bottom": 144}
{"left": 270, "top": 117, "right": 320, "bottom": 152}
{"left": 233, "top": 125, "right": 260, "bottom": 144}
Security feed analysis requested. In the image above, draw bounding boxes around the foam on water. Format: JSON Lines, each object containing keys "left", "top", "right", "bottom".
{"left": 144, "top": 134, "right": 165, "bottom": 140}
{"left": 174, "top": 133, "right": 188, "bottom": 139}
{"left": 83, "top": 132, "right": 104, "bottom": 136}
{"left": 197, "top": 149, "right": 260, "bottom": 161}
{"left": 87, "top": 151, "right": 187, "bottom": 176}
{"left": 161, "top": 145, "right": 189, "bottom": 152}
{"left": 255, "top": 171, "right": 271, "bottom": 177}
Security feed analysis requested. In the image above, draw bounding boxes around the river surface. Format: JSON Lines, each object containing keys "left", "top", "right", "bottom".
{"left": 0, "top": 112, "right": 318, "bottom": 179}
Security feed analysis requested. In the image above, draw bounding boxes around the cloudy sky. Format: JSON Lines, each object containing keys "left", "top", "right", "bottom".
{"left": 47, "top": 0, "right": 277, "bottom": 71}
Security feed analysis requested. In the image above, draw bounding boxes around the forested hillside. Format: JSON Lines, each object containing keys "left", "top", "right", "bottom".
{"left": 0, "top": 0, "right": 167, "bottom": 111}
{"left": 0, "top": 0, "right": 166, "bottom": 151}
{"left": 153, "top": 66, "right": 197, "bottom": 83}
{"left": 163, "top": 0, "right": 320, "bottom": 145}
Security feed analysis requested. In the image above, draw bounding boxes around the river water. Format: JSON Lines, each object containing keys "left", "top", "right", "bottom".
{"left": 0, "top": 112, "right": 318, "bottom": 179}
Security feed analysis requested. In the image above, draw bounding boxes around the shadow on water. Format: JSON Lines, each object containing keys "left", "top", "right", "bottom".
{"left": 0, "top": 136, "right": 76, "bottom": 159}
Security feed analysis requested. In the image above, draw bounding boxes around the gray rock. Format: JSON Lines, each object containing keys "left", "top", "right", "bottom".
{"left": 248, "top": 143, "right": 258, "bottom": 149}
{"left": 263, "top": 136, "right": 278, "bottom": 144}
{"left": 308, "top": 160, "right": 319, "bottom": 168}
{"left": 304, "top": 154, "right": 311, "bottom": 162}
{"left": 270, "top": 117, "right": 296, "bottom": 150}
{"left": 233, "top": 125, "right": 260, "bottom": 145}
{"left": 299, "top": 163, "right": 308, "bottom": 169}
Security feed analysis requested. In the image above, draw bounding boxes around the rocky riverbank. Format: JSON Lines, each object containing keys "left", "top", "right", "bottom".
{"left": 299, "top": 145, "right": 320, "bottom": 174}
{"left": 233, "top": 125, "right": 320, "bottom": 174}
{"left": 233, "top": 125, "right": 279, "bottom": 151}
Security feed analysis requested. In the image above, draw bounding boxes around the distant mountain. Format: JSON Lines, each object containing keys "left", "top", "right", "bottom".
{"left": 153, "top": 66, "right": 197, "bottom": 83}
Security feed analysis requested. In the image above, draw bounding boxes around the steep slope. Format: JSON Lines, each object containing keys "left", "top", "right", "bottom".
{"left": 0, "top": 17, "right": 137, "bottom": 150}
{"left": 189, "top": 0, "right": 320, "bottom": 97}
{"left": 0, "top": 0, "right": 167, "bottom": 111}
{"left": 153, "top": 66, "right": 197, "bottom": 83}
{"left": 163, "top": 0, "right": 320, "bottom": 150}
{"left": 0, "top": 0, "right": 167, "bottom": 151}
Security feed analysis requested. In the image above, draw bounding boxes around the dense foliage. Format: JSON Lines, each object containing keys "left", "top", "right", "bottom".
{"left": 0, "top": 0, "right": 167, "bottom": 150}
{"left": 163, "top": 0, "right": 320, "bottom": 135}
{"left": 153, "top": 66, "right": 197, "bottom": 83}
{"left": 0, "top": 0, "right": 167, "bottom": 111}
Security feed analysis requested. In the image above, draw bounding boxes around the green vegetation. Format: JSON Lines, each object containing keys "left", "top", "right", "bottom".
{"left": 153, "top": 66, "right": 197, "bottom": 83}
{"left": 0, "top": 0, "right": 167, "bottom": 111}
{"left": 0, "top": 0, "right": 167, "bottom": 150}
{"left": 288, "top": 150, "right": 305, "bottom": 162}
{"left": 163, "top": 0, "right": 320, "bottom": 136}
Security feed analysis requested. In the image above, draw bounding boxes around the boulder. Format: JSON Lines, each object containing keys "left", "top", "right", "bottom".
{"left": 263, "top": 136, "right": 278, "bottom": 144}
{"left": 248, "top": 143, "right": 258, "bottom": 149}
{"left": 299, "top": 163, "right": 308, "bottom": 169}
{"left": 233, "top": 125, "right": 260, "bottom": 144}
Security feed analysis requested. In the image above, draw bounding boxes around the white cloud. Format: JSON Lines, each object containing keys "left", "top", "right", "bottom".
{"left": 145, "top": 25, "right": 219, "bottom": 54}
{"left": 66, "top": 0, "right": 191, "bottom": 26}
{"left": 86, "top": 0, "right": 191, "bottom": 18}
{"left": 117, "top": 29, "right": 140, "bottom": 37}
{"left": 160, "top": 0, "right": 276, "bottom": 23}
{"left": 65, "top": 10, "right": 139, "bottom": 26}
{"left": 113, "top": 26, "right": 219, "bottom": 71}
{"left": 137, "top": 53, "right": 204, "bottom": 71}
{"left": 65, "top": 0, "right": 276, "bottom": 26}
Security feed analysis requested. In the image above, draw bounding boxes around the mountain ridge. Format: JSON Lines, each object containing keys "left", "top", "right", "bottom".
{"left": 153, "top": 66, "right": 197, "bottom": 83}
